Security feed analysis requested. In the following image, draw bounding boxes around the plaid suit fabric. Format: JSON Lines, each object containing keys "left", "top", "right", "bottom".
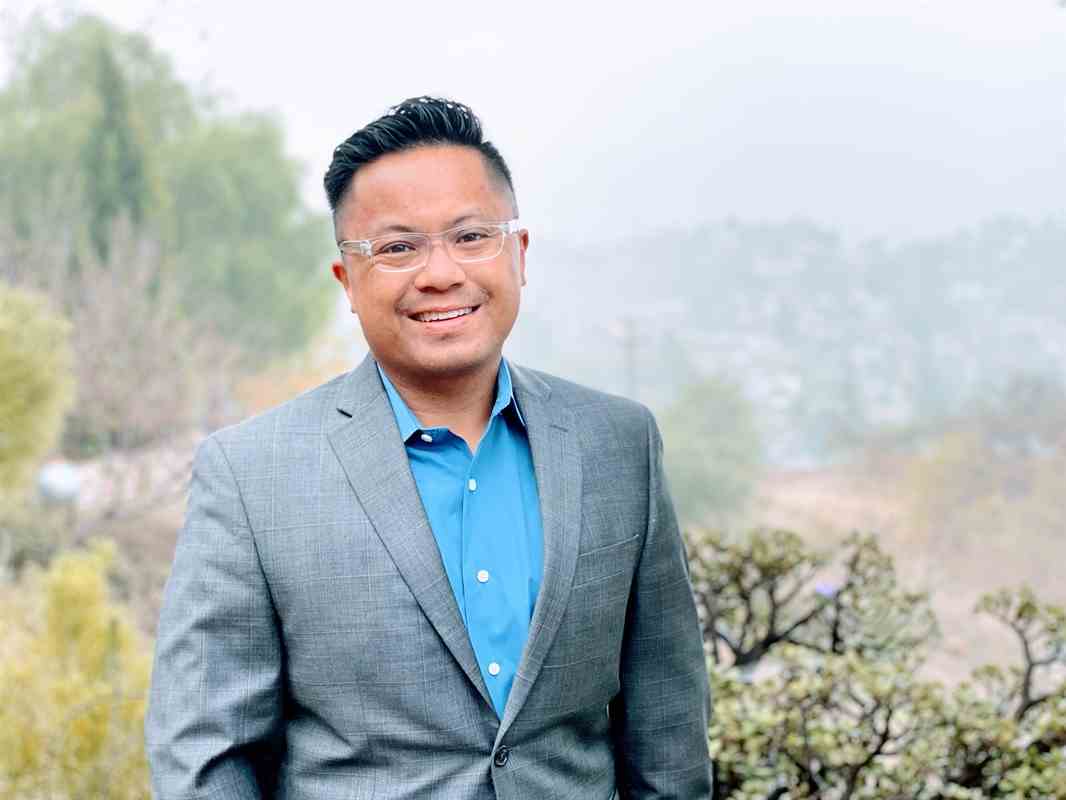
{"left": 145, "top": 355, "right": 712, "bottom": 799}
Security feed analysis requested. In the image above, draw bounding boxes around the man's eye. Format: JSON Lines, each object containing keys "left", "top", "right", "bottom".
{"left": 376, "top": 240, "right": 417, "bottom": 255}
{"left": 456, "top": 230, "right": 488, "bottom": 243}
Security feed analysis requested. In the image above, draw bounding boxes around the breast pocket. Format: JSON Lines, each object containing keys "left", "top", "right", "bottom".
{"left": 571, "top": 533, "right": 642, "bottom": 589}
{"left": 540, "top": 532, "right": 641, "bottom": 680}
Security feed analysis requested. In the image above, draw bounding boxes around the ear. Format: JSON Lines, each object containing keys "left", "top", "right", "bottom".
{"left": 516, "top": 229, "right": 529, "bottom": 287}
{"left": 332, "top": 260, "right": 357, "bottom": 313}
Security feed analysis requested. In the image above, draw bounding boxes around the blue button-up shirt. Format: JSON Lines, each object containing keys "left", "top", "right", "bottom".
{"left": 378, "top": 360, "right": 544, "bottom": 718}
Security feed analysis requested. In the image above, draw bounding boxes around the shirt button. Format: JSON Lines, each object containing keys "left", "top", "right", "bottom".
{"left": 476, "top": 569, "right": 490, "bottom": 583}
{"left": 493, "top": 746, "right": 510, "bottom": 767}
{"left": 420, "top": 432, "right": 433, "bottom": 443}
{"left": 488, "top": 661, "right": 501, "bottom": 676}
{"left": 468, "top": 478, "right": 478, "bottom": 492}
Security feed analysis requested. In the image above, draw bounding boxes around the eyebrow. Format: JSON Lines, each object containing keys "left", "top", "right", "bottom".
{"left": 363, "top": 211, "right": 490, "bottom": 239}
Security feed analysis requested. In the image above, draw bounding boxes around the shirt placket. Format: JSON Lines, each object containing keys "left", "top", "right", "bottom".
{"left": 461, "top": 418, "right": 509, "bottom": 712}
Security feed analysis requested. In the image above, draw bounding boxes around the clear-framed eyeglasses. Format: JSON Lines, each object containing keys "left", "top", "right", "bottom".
{"left": 337, "top": 219, "right": 521, "bottom": 273}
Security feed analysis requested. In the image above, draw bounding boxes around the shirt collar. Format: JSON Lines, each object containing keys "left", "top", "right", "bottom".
{"left": 377, "top": 358, "right": 526, "bottom": 442}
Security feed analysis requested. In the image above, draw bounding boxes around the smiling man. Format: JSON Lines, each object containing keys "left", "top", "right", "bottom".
{"left": 146, "top": 97, "right": 712, "bottom": 800}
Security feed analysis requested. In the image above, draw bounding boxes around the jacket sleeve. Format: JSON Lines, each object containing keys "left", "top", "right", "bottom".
{"left": 145, "top": 434, "right": 284, "bottom": 800}
{"left": 609, "top": 408, "right": 714, "bottom": 799}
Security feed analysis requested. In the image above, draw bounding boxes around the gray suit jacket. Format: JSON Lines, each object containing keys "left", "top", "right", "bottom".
{"left": 146, "top": 355, "right": 712, "bottom": 799}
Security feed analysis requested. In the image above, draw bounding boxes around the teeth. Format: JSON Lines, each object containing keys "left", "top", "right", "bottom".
{"left": 415, "top": 307, "right": 473, "bottom": 322}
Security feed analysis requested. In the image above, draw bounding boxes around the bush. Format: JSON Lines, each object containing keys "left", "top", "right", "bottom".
{"left": 0, "top": 541, "right": 151, "bottom": 799}
{"left": 0, "top": 282, "right": 73, "bottom": 492}
{"left": 691, "top": 528, "right": 1066, "bottom": 798}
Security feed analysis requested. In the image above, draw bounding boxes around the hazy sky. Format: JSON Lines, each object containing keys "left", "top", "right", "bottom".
{"left": 6, "top": 0, "right": 1066, "bottom": 242}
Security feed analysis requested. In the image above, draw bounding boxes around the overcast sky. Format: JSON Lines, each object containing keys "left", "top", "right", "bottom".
{"left": 6, "top": 0, "right": 1066, "bottom": 243}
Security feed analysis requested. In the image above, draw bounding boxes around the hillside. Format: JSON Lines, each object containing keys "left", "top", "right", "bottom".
{"left": 511, "top": 217, "right": 1066, "bottom": 466}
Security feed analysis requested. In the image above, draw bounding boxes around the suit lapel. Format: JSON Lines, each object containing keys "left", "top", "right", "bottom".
{"left": 327, "top": 355, "right": 492, "bottom": 711}
{"left": 497, "top": 364, "right": 583, "bottom": 741}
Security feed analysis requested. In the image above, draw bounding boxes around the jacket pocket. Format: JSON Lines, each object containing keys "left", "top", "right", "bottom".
{"left": 572, "top": 533, "right": 641, "bottom": 588}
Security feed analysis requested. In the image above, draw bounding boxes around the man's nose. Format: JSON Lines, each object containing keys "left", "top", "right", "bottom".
{"left": 413, "top": 239, "right": 466, "bottom": 291}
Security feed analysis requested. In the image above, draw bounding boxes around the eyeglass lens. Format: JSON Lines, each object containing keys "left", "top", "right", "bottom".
{"left": 371, "top": 225, "right": 506, "bottom": 270}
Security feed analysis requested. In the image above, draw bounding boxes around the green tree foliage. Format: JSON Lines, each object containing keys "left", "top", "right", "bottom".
{"left": 690, "top": 528, "right": 1066, "bottom": 798}
{"left": 0, "top": 15, "right": 188, "bottom": 243}
{"left": 0, "top": 282, "right": 74, "bottom": 492}
{"left": 711, "top": 647, "right": 947, "bottom": 799}
{"left": 160, "top": 114, "right": 331, "bottom": 353}
{"left": 659, "top": 376, "right": 764, "bottom": 524}
{"left": 81, "top": 40, "right": 148, "bottom": 261}
{"left": 0, "top": 13, "right": 331, "bottom": 358}
{"left": 0, "top": 541, "right": 151, "bottom": 799}
{"left": 691, "top": 531, "right": 937, "bottom": 670}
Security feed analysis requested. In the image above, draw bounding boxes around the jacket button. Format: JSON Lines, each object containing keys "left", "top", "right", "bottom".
{"left": 493, "top": 746, "right": 510, "bottom": 767}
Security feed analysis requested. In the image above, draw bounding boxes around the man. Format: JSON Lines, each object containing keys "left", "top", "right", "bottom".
{"left": 146, "top": 96, "right": 712, "bottom": 799}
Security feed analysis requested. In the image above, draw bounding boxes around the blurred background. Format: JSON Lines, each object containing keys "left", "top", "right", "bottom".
{"left": 1, "top": 1, "right": 1063, "bottom": 797}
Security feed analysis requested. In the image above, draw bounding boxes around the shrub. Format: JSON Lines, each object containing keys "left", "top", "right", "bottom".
{"left": 0, "top": 541, "right": 151, "bottom": 799}
{"left": 691, "top": 528, "right": 1066, "bottom": 798}
{"left": 0, "top": 282, "right": 74, "bottom": 492}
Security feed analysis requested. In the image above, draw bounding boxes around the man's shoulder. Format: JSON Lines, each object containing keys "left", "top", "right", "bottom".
{"left": 509, "top": 362, "right": 653, "bottom": 435}
{"left": 206, "top": 369, "right": 351, "bottom": 454}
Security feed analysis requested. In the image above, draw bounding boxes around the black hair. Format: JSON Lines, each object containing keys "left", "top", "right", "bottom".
{"left": 323, "top": 96, "right": 516, "bottom": 216}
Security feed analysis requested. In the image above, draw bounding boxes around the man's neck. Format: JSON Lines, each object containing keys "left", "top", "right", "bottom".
{"left": 380, "top": 358, "right": 501, "bottom": 451}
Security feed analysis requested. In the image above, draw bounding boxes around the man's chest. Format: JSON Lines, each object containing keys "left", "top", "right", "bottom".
{"left": 243, "top": 436, "right": 647, "bottom": 697}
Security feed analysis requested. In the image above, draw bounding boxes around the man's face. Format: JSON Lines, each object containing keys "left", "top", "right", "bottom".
{"left": 332, "top": 145, "right": 528, "bottom": 385}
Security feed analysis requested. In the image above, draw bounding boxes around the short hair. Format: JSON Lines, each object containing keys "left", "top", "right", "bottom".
{"left": 324, "top": 96, "right": 516, "bottom": 217}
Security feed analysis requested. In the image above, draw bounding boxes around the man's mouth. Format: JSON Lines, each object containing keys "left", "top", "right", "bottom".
{"left": 410, "top": 306, "right": 478, "bottom": 323}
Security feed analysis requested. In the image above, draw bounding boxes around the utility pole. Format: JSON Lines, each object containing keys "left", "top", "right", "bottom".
{"left": 606, "top": 302, "right": 686, "bottom": 404}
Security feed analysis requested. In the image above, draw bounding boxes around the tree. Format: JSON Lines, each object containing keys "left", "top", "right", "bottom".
{"left": 81, "top": 40, "right": 148, "bottom": 262}
{"left": 0, "top": 282, "right": 74, "bottom": 492}
{"left": 0, "top": 13, "right": 332, "bottom": 359}
{"left": 689, "top": 528, "right": 1066, "bottom": 798}
{"left": 0, "top": 14, "right": 190, "bottom": 247}
{"left": 659, "top": 376, "right": 764, "bottom": 525}
{"left": 3, "top": 207, "right": 239, "bottom": 457}
{"left": 53, "top": 220, "right": 237, "bottom": 454}
{"left": 159, "top": 113, "right": 332, "bottom": 355}
{"left": 691, "top": 531, "right": 937, "bottom": 671}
